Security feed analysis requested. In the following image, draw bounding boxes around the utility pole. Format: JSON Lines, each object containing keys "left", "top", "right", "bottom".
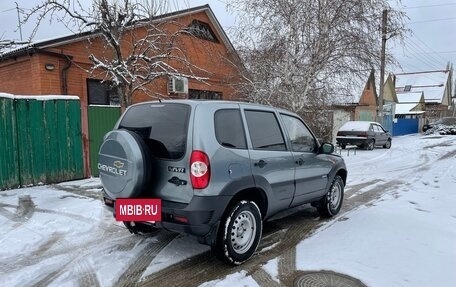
{"left": 378, "top": 9, "right": 387, "bottom": 125}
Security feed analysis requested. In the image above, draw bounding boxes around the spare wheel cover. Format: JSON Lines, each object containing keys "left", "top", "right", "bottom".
{"left": 98, "top": 129, "right": 148, "bottom": 199}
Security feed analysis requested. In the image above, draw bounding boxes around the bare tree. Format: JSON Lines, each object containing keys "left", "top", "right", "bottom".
{"left": 228, "top": 0, "right": 407, "bottom": 117}
{"left": 23, "top": 0, "right": 207, "bottom": 108}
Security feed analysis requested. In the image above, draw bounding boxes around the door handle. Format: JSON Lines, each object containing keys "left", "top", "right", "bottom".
{"left": 295, "top": 158, "right": 304, "bottom": 166}
{"left": 254, "top": 160, "right": 267, "bottom": 168}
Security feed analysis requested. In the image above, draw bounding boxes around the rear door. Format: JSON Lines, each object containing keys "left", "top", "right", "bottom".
{"left": 118, "top": 103, "right": 194, "bottom": 203}
{"left": 241, "top": 107, "right": 295, "bottom": 209}
{"left": 280, "top": 114, "right": 332, "bottom": 205}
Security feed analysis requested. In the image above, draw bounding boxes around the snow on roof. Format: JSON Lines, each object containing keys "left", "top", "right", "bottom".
{"left": 0, "top": 93, "right": 79, "bottom": 101}
{"left": 339, "top": 121, "right": 374, "bottom": 131}
{"left": 395, "top": 70, "right": 449, "bottom": 104}
{"left": 395, "top": 103, "right": 423, "bottom": 115}
{"left": 396, "top": 92, "right": 423, "bottom": 103}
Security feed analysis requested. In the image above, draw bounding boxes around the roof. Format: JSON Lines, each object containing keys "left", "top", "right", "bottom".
{"left": 395, "top": 103, "right": 424, "bottom": 115}
{"left": 396, "top": 92, "right": 424, "bottom": 103}
{"left": 339, "top": 121, "right": 379, "bottom": 131}
{"left": 0, "top": 5, "right": 236, "bottom": 61}
{"left": 394, "top": 70, "right": 450, "bottom": 104}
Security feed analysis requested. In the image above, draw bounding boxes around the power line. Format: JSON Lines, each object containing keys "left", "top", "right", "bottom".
{"left": 403, "top": 2, "right": 456, "bottom": 9}
{"left": 1, "top": 7, "right": 16, "bottom": 13}
{"left": 402, "top": 42, "right": 443, "bottom": 71}
{"left": 408, "top": 50, "right": 456, "bottom": 54}
{"left": 412, "top": 32, "right": 449, "bottom": 64}
{"left": 406, "top": 37, "right": 447, "bottom": 67}
{"left": 409, "top": 17, "right": 456, "bottom": 24}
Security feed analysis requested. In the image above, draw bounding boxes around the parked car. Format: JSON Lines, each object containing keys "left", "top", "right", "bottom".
{"left": 98, "top": 100, "right": 347, "bottom": 265}
{"left": 336, "top": 121, "right": 392, "bottom": 150}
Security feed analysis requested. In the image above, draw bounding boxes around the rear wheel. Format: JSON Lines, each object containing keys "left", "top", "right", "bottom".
{"left": 383, "top": 139, "right": 392, "bottom": 149}
{"left": 317, "top": 175, "right": 344, "bottom": 217}
{"left": 214, "top": 200, "right": 262, "bottom": 265}
{"left": 365, "top": 139, "right": 374, "bottom": 150}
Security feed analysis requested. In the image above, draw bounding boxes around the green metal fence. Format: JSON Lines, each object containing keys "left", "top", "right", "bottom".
{"left": 88, "top": 106, "right": 121, "bottom": 176}
{"left": 0, "top": 96, "right": 84, "bottom": 190}
{"left": 0, "top": 97, "right": 20, "bottom": 189}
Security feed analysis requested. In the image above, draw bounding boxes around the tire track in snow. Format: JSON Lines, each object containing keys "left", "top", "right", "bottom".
{"left": 114, "top": 231, "right": 177, "bottom": 287}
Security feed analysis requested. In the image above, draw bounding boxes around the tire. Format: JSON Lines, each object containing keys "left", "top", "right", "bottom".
{"left": 317, "top": 175, "right": 344, "bottom": 217}
{"left": 214, "top": 200, "right": 262, "bottom": 265}
{"left": 383, "top": 139, "right": 392, "bottom": 149}
{"left": 365, "top": 139, "right": 374, "bottom": 150}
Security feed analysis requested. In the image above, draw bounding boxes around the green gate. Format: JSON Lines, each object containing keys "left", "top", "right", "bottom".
{"left": 88, "top": 106, "right": 121, "bottom": 176}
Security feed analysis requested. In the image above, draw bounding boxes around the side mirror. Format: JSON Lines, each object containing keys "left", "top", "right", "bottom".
{"left": 319, "top": 142, "right": 334, "bottom": 154}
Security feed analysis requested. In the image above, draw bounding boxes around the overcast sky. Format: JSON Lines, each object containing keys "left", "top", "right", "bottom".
{"left": 1, "top": 0, "right": 456, "bottom": 75}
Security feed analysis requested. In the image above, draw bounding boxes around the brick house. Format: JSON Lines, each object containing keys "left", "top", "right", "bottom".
{"left": 355, "top": 69, "right": 378, "bottom": 121}
{"left": 0, "top": 5, "right": 246, "bottom": 176}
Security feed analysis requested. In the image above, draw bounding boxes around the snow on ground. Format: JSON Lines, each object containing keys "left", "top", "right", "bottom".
{"left": 1, "top": 134, "right": 455, "bottom": 286}
{"left": 203, "top": 134, "right": 456, "bottom": 287}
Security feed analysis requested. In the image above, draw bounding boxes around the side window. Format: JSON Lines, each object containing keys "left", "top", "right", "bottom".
{"left": 281, "top": 114, "right": 316, "bottom": 152}
{"left": 245, "top": 110, "right": 286, "bottom": 151}
{"left": 373, "top": 125, "right": 382, "bottom": 133}
{"left": 214, "top": 109, "right": 247, "bottom": 149}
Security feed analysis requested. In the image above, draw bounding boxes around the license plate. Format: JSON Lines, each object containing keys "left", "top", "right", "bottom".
{"left": 115, "top": 198, "right": 162, "bottom": 222}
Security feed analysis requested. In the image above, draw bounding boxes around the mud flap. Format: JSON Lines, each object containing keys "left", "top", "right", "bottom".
{"left": 198, "top": 221, "right": 220, "bottom": 247}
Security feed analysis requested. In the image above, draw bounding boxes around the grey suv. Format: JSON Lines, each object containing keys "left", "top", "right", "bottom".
{"left": 99, "top": 100, "right": 347, "bottom": 264}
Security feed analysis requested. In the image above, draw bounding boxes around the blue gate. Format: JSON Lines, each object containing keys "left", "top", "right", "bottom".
{"left": 393, "top": 118, "right": 419, "bottom": 136}
{"left": 382, "top": 115, "right": 393, "bottom": 134}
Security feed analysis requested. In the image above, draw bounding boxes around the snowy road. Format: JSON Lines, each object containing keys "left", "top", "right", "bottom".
{"left": 0, "top": 134, "right": 455, "bottom": 286}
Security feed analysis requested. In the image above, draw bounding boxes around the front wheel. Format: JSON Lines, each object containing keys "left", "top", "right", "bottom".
{"left": 214, "top": 200, "right": 262, "bottom": 265}
{"left": 317, "top": 175, "right": 344, "bottom": 217}
{"left": 383, "top": 139, "right": 392, "bottom": 149}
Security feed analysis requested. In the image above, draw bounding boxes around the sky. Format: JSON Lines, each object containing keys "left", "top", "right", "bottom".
{"left": 1, "top": 0, "right": 456, "bottom": 74}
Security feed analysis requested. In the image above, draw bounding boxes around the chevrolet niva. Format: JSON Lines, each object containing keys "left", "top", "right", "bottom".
{"left": 99, "top": 100, "right": 347, "bottom": 265}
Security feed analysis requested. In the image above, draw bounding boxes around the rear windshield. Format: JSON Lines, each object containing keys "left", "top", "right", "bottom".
{"left": 119, "top": 103, "right": 190, "bottom": 160}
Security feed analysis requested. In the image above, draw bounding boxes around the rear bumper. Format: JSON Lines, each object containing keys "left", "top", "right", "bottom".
{"left": 103, "top": 193, "right": 232, "bottom": 237}
{"left": 336, "top": 136, "right": 368, "bottom": 146}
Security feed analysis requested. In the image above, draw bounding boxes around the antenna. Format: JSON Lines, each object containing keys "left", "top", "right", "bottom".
{"left": 15, "top": 2, "right": 22, "bottom": 41}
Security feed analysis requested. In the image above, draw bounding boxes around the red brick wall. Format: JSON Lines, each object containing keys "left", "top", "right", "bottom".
{"left": 0, "top": 10, "right": 245, "bottom": 176}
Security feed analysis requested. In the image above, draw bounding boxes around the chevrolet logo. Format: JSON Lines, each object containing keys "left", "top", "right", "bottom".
{"left": 113, "top": 160, "right": 124, "bottom": 169}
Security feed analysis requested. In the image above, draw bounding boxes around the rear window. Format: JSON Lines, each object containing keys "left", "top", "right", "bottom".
{"left": 119, "top": 103, "right": 190, "bottom": 159}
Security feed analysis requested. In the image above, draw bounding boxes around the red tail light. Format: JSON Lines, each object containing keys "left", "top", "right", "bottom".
{"left": 190, "top": 150, "right": 210, "bottom": 189}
